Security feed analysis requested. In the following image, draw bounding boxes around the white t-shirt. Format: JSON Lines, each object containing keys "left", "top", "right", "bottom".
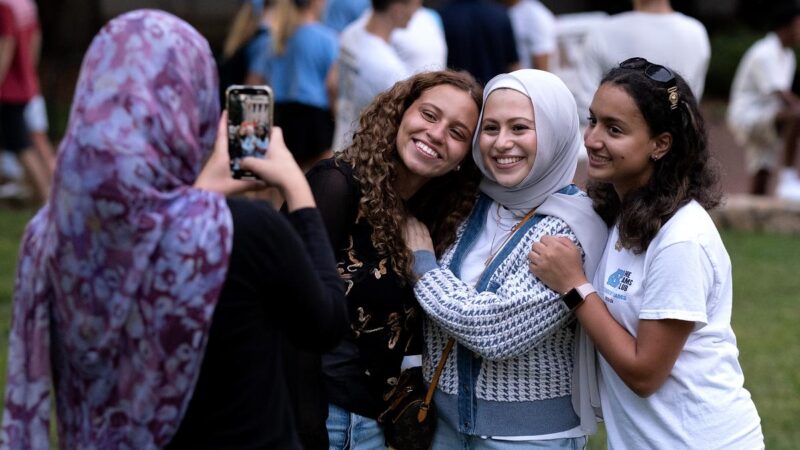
{"left": 332, "top": 20, "right": 412, "bottom": 151}
{"left": 574, "top": 11, "right": 710, "bottom": 126}
{"left": 391, "top": 7, "right": 447, "bottom": 73}
{"left": 727, "top": 33, "right": 795, "bottom": 144}
{"left": 508, "top": 0, "right": 556, "bottom": 70}
{"left": 593, "top": 201, "right": 764, "bottom": 449}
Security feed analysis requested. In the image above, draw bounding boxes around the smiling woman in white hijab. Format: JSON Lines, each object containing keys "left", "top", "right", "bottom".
{"left": 404, "top": 69, "right": 608, "bottom": 448}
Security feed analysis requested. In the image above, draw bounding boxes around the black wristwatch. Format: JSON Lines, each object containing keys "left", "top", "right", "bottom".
{"left": 561, "top": 283, "right": 596, "bottom": 311}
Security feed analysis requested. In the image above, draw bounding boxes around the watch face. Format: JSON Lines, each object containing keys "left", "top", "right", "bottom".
{"left": 562, "top": 289, "right": 583, "bottom": 311}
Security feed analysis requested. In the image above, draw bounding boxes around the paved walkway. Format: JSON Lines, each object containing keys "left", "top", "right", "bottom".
{"left": 702, "top": 99, "right": 751, "bottom": 196}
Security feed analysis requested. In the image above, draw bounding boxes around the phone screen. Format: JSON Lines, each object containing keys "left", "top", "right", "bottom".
{"left": 226, "top": 85, "right": 273, "bottom": 179}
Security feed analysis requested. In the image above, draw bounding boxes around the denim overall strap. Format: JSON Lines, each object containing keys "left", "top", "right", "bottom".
{"left": 448, "top": 193, "right": 493, "bottom": 279}
{"left": 455, "top": 209, "right": 545, "bottom": 434}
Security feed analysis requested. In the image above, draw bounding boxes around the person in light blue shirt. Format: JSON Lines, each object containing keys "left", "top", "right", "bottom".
{"left": 323, "top": 0, "right": 370, "bottom": 32}
{"left": 251, "top": 0, "right": 338, "bottom": 168}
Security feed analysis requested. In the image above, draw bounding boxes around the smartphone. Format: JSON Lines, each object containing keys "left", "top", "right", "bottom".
{"left": 225, "top": 85, "right": 274, "bottom": 179}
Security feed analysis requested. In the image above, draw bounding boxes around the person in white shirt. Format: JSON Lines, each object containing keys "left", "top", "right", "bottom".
{"left": 329, "top": 0, "right": 419, "bottom": 151}
{"left": 391, "top": 7, "right": 447, "bottom": 73}
{"left": 727, "top": 5, "right": 800, "bottom": 199}
{"left": 503, "top": 0, "right": 556, "bottom": 71}
{"left": 573, "top": 0, "right": 709, "bottom": 128}
{"left": 349, "top": 6, "right": 448, "bottom": 74}
{"left": 529, "top": 59, "right": 764, "bottom": 449}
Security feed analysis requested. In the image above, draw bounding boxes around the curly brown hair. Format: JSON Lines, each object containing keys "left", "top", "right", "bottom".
{"left": 587, "top": 65, "right": 722, "bottom": 254}
{"left": 338, "top": 70, "right": 483, "bottom": 281}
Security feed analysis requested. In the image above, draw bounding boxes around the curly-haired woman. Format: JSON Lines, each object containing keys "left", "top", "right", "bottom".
{"left": 529, "top": 59, "right": 764, "bottom": 449}
{"left": 297, "top": 70, "right": 483, "bottom": 449}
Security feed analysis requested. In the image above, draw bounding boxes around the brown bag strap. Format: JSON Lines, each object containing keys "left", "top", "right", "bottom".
{"left": 417, "top": 337, "right": 455, "bottom": 423}
{"left": 414, "top": 206, "right": 536, "bottom": 423}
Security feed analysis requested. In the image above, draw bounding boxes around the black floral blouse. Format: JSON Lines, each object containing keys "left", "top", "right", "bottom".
{"left": 307, "top": 158, "right": 422, "bottom": 419}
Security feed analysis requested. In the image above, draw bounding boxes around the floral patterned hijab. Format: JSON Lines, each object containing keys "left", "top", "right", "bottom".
{"left": 1, "top": 10, "right": 232, "bottom": 449}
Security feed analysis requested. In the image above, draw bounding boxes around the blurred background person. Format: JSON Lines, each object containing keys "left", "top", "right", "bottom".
{"left": 390, "top": 6, "right": 447, "bottom": 73}
{"left": 573, "top": 0, "right": 710, "bottom": 128}
{"left": 323, "top": 0, "right": 368, "bottom": 32}
{"left": 218, "top": 0, "right": 272, "bottom": 103}
{"left": 503, "top": 0, "right": 556, "bottom": 71}
{"left": 249, "top": 0, "right": 338, "bottom": 169}
{"left": 0, "top": 0, "right": 52, "bottom": 202}
{"left": 437, "top": 0, "right": 519, "bottom": 85}
{"left": 329, "top": 0, "right": 418, "bottom": 151}
{"left": 348, "top": 5, "right": 448, "bottom": 73}
{"left": 727, "top": 2, "right": 800, "bottom": 199}
{"left": 0, "top": 94, "right": 54, "bottom": 200}
{"left": 22, "top": 94, "right": 54, "bottom": 174}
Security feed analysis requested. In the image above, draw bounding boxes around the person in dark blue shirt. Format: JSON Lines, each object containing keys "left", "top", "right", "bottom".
{"left": 438, "top": 0, "right": 520, "bottom": 85}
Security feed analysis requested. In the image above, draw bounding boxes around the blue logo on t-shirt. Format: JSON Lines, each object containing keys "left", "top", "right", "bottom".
{"left": 606, "top": 269, "right": 634, "bottom": 303}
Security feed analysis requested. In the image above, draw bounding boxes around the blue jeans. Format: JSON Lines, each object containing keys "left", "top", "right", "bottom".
{"left": 326, "top": 403, "right": 387, "bottom": 450}
{"left": 433, "top": 416, "right": 587, "bottom": 450}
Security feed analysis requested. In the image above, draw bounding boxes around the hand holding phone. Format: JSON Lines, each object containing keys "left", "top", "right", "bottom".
{"left": 194, "top": 112, "right": 265, "bottom": 195}
{"left": 226, "top": 85, "right": 274, "bottom": 179}
{"left": 240, "top": 127, "right": 315, "bottom": 211}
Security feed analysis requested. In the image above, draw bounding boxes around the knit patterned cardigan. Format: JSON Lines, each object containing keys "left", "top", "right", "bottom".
{"left": 413, "top": 194, "right": 587, "bottom": 437}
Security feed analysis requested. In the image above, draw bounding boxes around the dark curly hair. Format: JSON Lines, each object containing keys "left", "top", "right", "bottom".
{"left": 338, "top": 70, "right": 483, "bottom": 281}
{"left": 587, "top": 64, "right": 722, "bottom": 254}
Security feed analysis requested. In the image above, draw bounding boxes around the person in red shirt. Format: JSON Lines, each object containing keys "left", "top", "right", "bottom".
{"left": 0, "top": 0, "right": 53, "bottom": 201}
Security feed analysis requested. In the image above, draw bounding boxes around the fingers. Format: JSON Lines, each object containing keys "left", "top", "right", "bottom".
{"left": 239, "top": 156, "right": 264, "bottom": 171}
{"left": 218, "top": 111, "right": 228, "bottom": 138}
{"left": 266, "top": 126, "right": 283, "bottom": 154}
{"left": 403, "top": 216, "right": 434, "bottom": 252}
{"left": 265, "top": 127, "right": 289, "bottom": 159}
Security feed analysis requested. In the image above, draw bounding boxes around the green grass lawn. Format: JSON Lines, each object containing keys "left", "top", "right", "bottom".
{"left": 0, "top": 208, "right": 798, "bottom": 448}
{"left": 0, "top": 206, "right": 35, "bottom": 412}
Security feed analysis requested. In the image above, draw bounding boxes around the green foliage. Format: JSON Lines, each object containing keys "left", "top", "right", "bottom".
{"left": 0, "top": 208, "right": 34, "bottom": 413}
{"left": 705, "top": 28, "right": 762, "bottom": 100}
{"left": 724, "top": 230, "right": 800, "bottom": 450}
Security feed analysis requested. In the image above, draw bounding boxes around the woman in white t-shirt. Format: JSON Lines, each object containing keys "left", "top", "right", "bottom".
{"left": 528, "top": 58, "right": 765, "bottom": 449}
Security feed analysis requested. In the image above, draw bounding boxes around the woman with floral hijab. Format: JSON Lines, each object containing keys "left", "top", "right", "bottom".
{"left": 0, "top": 9, "right": 346, "bottom": 449}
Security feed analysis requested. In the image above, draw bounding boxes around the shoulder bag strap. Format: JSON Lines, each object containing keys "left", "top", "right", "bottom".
{"left": 417, "top": 337, "right": 455, "bottom": 422}
{"left": 416, "top": 206, "right": 537, "bottom": 422}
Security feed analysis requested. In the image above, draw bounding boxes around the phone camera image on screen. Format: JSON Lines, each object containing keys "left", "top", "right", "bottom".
{"left": 226, "top": 85, "right": 273, "bottom": 179}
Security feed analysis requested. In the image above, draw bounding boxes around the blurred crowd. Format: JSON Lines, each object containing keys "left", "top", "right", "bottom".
{"left": 3, "top": 0, "right": 800, "bottom": 202}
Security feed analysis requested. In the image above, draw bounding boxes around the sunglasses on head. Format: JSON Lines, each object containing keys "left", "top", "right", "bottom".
{"left": 619, "top": 57, "right": 680, "bottom": 110}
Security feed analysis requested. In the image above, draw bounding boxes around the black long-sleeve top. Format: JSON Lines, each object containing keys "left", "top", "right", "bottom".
{"left": 167, "top": 198, "right": 348, "bottom": 450}
{"left": 307, "top": 158, "right": 423, "bottom": 419}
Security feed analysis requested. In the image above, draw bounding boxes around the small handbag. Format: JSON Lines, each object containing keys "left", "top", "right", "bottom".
{"left": 377, "top": 338, "right": 455, "bottom": 450}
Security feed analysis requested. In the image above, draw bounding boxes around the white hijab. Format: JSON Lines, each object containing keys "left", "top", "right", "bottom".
{"left": 473, "top": 69, "right": 607, "bottom": 276}
{"left": 473, "top": 69, "right": 581, "bottom": 212}
{"left": 474, "top": 69, "right": 607, "bottom": 433}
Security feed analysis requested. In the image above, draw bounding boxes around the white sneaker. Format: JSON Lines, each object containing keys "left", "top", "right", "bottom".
{"left": 0, "top": 151, "right": 24, "bottom": 180}
{"left": 776, "top": 168, "right": 800, "bottom": 202}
